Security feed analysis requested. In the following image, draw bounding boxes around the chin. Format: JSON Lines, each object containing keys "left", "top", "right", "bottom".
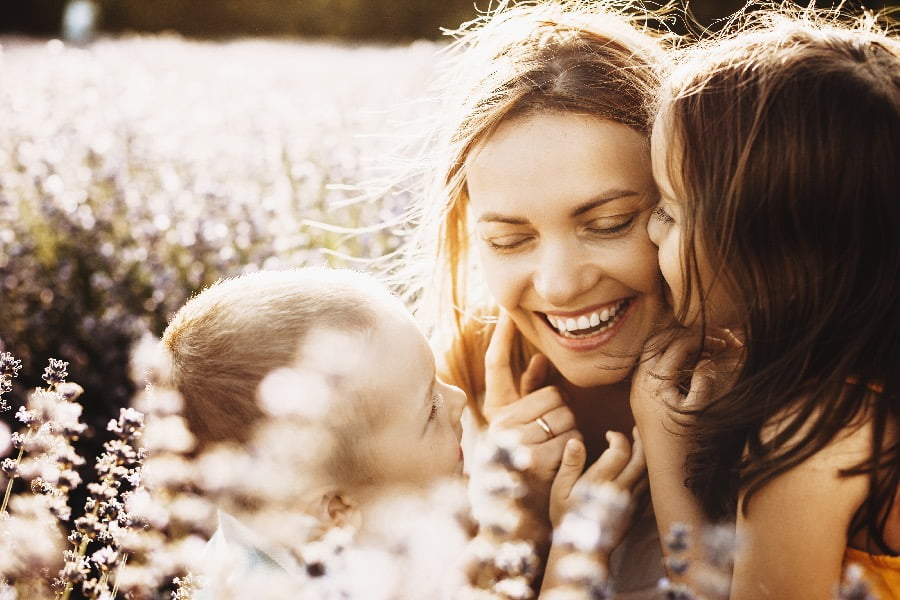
{"left": 559, "top": 362, "right": 635, "bottom": 389}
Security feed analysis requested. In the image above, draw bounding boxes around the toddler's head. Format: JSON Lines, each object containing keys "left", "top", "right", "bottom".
{"left": 162, "top": 267, "right": 466, "bottom": 505}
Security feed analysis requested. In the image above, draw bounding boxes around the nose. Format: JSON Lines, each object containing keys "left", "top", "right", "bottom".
{"left": 443, "top": 382, "right": 467, "bottom": 425}
{"left": 533, "top": 243, "right": 599, "bottom": 307}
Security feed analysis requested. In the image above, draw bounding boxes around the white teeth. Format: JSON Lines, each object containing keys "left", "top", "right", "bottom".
{"left": 546, "top": 299, "right": 629, "bottom": 337}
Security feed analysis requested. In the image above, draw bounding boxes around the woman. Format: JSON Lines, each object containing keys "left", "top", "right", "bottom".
{"left": 397, "top": 0, "right": 672, "bottom": 594}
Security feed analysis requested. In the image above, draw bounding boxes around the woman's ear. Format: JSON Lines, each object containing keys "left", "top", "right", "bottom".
{"left": 317, "top": 492, "right": 362, "bottom": 530}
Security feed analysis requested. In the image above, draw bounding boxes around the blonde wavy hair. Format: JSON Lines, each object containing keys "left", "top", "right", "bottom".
{"left": 393, "top": 0, "right": 671, "bottom": 421}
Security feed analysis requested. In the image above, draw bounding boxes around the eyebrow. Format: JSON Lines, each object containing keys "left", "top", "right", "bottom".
{"left": 476, "top": 190, "right": 641, "bottom": 224}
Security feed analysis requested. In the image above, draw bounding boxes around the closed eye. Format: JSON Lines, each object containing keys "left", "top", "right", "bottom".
{"left": 428, "top": 392, "right": 444, "bottom": 420}
{"left": 586, "top": 214, "right": 637, "bottom": 235}
{"left": 484, "top": 235, "right": 532, "bottom": 251}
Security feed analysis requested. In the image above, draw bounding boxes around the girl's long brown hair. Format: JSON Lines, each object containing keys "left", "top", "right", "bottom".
{"left": 659, "top": 7, "right": 900, "bottom": 553}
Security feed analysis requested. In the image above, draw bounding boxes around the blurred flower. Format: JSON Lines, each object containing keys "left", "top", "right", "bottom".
{"left": 835, "top": 563, "right": 878, "bottom": 600}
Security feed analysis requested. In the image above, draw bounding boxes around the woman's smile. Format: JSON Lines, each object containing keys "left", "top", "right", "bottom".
{"left": 466, "top": 112, "right": 664, "bottom": 387}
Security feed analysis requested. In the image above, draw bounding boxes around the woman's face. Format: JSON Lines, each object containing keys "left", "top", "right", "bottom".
{"left": 466, "top": 112, "right": 664, "bottom": 388}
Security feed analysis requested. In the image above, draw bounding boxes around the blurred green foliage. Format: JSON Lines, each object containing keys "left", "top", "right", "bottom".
{"left": 3, "top": 1, "right": 897, "bottom": 41}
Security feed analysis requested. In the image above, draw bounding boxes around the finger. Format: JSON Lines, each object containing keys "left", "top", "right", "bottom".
{"left": 531, "top": 430, "right": 583, "bottom": 474}
{"left": 701, "top": 335, "right": 728, "bottom": 355}
{"left": 483, "top": 311, "right": 521, "bottom": 412}
{"left": 583, "top": 431, "right": 632, "bottom": 482}
{"left": 631, "top": 470, "right": 650, "bottom": 500}
{"left": 648, "top": 333, "right": 706, "bottom": 389}
{"left": 516, "top": 404, "right": 575, "bottom": 444}
{"left": 717, "top": 327, "right": 745, "bottom": 349}
{"left": 682, "top": 358, "right": 717, "bottom": 411}
{"left": 550, "top": 438, "right": 586, "bottom": 508}
{"left": 520, "top": 353, "right": 550, "bottom": 396}
{"left": 489, "top": 385, "right": 568, "bottom": 430}
{"left": 614, "top": 431, "right": 646, "bottom": 490}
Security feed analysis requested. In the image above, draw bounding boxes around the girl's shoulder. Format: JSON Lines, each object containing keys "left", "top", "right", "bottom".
{"left": 757, "top": 384, "right": 896, "bottom": 465}
{"left": 749, "top": 390, "right": 893, "bottom": 520}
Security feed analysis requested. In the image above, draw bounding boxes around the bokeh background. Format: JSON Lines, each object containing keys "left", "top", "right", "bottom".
{"left": 2, "top": 0, "right": 899, "bottom": 40}
{"left": 1, "top": 0, "right": 898, "bottom": 552}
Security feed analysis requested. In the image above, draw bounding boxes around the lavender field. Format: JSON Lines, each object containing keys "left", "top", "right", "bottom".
{"left": 0, "top": 33, "right": 457, "bottom": 598}
{"left": 0, "top": 33, "right": 441, "bottom": 410}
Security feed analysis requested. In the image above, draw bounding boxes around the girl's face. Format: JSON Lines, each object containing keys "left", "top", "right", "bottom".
{"left": 355, "top": 295, "right": 467, "bottom": 486}
{"left": 648, "top": 116, "right": 738, "bottom": 328}
{"left": 466, "top": 112, "right": 664, "bottom": 388}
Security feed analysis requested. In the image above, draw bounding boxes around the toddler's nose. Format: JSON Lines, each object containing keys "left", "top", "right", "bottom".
{"left": 444, "top": 383, "right": 467, "bottom": 424}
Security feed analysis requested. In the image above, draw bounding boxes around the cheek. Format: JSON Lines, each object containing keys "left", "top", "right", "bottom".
{"left": 658, "top": 239, "right": 681, "bottom": 287}
{"left": 474, "top": 246, "right": 525, "bottom": 308}
{"left": 618, "top": 236, "right": 663, "bottom": 294}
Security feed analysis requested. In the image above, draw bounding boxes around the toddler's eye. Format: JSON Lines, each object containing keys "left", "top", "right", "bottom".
{"left": 429, "top": 392, "right": 444, "bottom": 420}
{"left": 652, "top": 205, "right": 675, "bottom": 225}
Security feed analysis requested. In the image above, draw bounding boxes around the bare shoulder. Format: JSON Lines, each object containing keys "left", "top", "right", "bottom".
{"left": 732, "top": 397, "right": 885, "bottom": 598}
{"left": 757, "top": 394, "right": 881, "bottom": 473}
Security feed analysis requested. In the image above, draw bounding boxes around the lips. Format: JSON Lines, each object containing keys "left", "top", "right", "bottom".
{"left": 540, "top": 298, "right": 634, "bottom": 338}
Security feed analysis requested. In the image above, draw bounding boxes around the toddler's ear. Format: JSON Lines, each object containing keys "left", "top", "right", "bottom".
{"left": 318, "top": 492, "right": 361, "bottom": 530}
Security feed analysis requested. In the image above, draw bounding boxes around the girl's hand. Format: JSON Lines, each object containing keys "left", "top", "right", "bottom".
{"left": 629, "top": 329, "right": 739, "bottom": 584}
{"left": 631, "top": 329, "right": 734, "bottom": 432}
{"left": 481, "top": 311, "right": 581, "bottom": 525}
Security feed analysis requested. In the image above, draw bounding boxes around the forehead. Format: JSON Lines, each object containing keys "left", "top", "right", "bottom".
{"left": 465, "top": 112, "right": 653, "bottom": 215}
{"left": 354, "top": 295, "right": 432, "bottom": 384}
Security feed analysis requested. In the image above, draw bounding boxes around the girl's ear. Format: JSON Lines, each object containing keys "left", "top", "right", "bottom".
{"left": 318, "top": 492, "right": 362, "bottom": 530}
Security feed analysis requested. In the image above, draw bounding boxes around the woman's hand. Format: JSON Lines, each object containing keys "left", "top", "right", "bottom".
{"left": 481, "top": 311, "right": 581, "bottom": 534}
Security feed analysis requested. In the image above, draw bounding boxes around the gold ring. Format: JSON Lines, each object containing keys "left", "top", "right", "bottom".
{"left": 535, "top": 416, "right": 554, "bottom": 440}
